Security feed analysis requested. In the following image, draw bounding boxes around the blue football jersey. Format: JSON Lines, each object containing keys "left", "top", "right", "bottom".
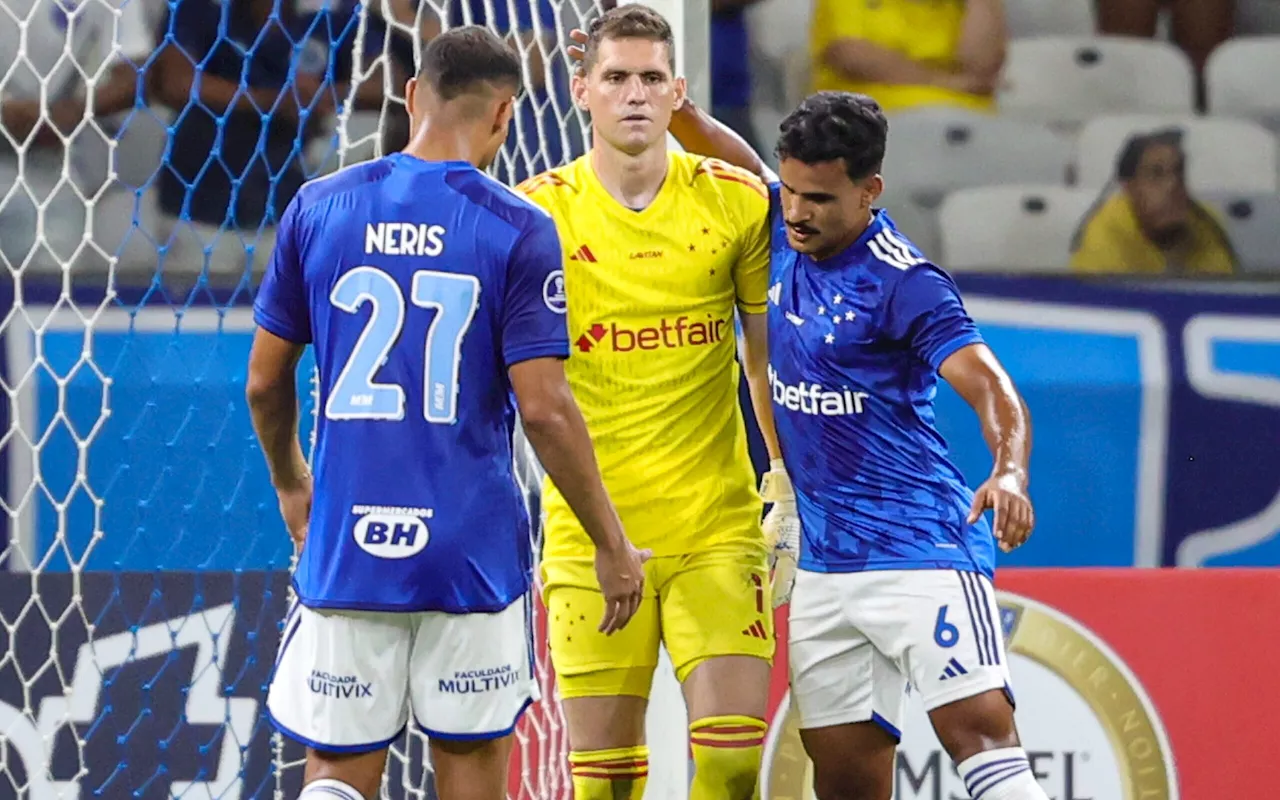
{"left": 766, "top": 189, "right": 995, "bottom": 577}
{"left": 253, "top": 154, "right": 570, "bottom": 613}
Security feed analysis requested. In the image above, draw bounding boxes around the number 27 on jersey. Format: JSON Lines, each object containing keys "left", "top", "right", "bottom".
{"left": 325, "top": 266, "right": 479, "bottom": 425}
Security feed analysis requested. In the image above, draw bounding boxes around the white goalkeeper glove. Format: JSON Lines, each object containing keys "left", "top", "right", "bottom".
{"left": 761, "top": 458, "right": 800, "bottom": 608}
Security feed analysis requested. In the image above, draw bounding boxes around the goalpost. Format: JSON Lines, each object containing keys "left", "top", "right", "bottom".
{"left": 0, "top": 1, "right": 707, "bottom": 799}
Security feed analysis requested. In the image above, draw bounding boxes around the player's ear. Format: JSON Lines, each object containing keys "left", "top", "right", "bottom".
{"left": 404, "top": 77, "right": 418, "bottom": 121}
{"left": 493, "top": 95, "right": 516, "bottom": 136}
{"left": 571, "top": 71, "right": 589, "bottom": 112}
{"left": 672, "top": 75, "right": 687, "bottom": 112}
{"left": 864, "top": 174, "right": 884, "bottom": 209}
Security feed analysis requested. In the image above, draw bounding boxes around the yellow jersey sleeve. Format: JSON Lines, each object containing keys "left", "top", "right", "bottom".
{"left": 696, "top": 159, "right": 772, "bottom": 315}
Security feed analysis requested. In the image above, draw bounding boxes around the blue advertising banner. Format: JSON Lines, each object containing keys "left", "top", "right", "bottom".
{"left": 949, "top": 276, "right": 1280, "bottom": 569}
{"left": 0, "top": 570, "right": 435, "bottom": 800}
{"left": 1, "top": 277, "right": 1277, "bottom": 572}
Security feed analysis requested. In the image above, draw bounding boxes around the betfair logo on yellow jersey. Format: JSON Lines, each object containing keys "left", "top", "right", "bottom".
{"left": 575, "top": 314, "right": 730, "bottom": 353}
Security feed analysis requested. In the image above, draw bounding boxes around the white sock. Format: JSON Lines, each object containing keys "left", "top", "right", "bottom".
{"left": 957, "top": 747, "right": 1050, "bottom": 800}
{"left": 300, "top": 778, "right": 365, "bottom": 800}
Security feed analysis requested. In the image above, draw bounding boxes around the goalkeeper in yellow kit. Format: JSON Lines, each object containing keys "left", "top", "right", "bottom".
{"left": 516, "top": 6, "right": 799, "bottom": 800}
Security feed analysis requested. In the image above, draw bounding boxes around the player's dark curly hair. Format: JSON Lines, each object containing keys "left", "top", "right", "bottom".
{"left": 775, "top": 92, "right": 889, "bottom": 183}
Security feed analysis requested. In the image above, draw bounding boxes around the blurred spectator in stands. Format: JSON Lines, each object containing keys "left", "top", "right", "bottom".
{"left": 1236, "top": 0, "right": 1280, "bottom": 33}
{"left": 0, "top": 0, "right": 152, "bottom": 272}
{"left": 437, "top": 0, "right": 582, "bottom": 182}
{"left": 1096, "top": 0, "right": 1234, "bottom": 107}
{"left": 809, "top": 0, "right": 1007, "bottom": 114}
{"left": 711, "top": 0, "right": 764, "bottom": 152}
{"left": 1071, "top": 129, "right": 1236, "bottom": 275}
{"left": 151, "top": 0, "right": 395, "bottom": 276}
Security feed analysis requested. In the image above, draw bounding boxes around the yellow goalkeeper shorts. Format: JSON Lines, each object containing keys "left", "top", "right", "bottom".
{"left": 541, "top": 544, "right": 774, "bottom": 699}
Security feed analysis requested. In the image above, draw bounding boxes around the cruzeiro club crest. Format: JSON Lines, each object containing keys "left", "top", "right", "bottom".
{"left": 762, "top": 592, "right": 1177, "bottom": 800}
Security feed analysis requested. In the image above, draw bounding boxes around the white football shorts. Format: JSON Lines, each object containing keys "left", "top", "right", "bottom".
{"left": 788, "top": 569, "right": 1012, "bottom": 738}
{"left": 266, "top": 593, "right": 539, "bottom": 752}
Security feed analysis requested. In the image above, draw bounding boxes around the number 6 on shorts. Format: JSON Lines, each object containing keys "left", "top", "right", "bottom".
{"left": 933, "top": 604, "right": 960, "bottom": 648}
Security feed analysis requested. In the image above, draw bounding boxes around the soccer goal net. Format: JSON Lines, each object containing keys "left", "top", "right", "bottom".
{"left": 0, "top": 0, "right": 704, "bottom": 798}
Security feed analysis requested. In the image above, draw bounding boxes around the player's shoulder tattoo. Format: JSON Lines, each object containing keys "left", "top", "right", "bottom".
{"left": 694, "top": 157, "right": 768, "bottom": 200}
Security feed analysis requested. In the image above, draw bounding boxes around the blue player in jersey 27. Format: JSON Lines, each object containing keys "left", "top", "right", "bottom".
{"left": 246, "top": 26, "right": 647, "bottom": 800}
{"left": 666, "top": 92, "right": 1049, "bottom": 800}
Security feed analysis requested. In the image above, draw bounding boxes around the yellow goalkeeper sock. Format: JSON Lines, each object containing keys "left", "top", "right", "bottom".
{"left": 688, "top": 715, "right": 768, "bottom": 800}
{"left": 569, "top": 745, "right": 649, "bottom": 800}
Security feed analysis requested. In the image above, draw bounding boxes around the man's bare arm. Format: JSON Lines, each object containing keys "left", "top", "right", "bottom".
{"left": 939, "top": 343, "right": 1034, "bottom": 549}
{"left": 510, "top": 356, "right": 645, "bottom": 633}
{"left": 245, "top": 328, "right": 310, "bottom": 491}
{"left": 510, "top": 357, "right": 627, "bottom": 551}
{"left": 823, "top": 38, "right": 947, "bottom": 86}
{"left": 955, "top": 0, "right": 1008, "bottom": 84}
{"left": 88, "top": 62, "right": 146, "bottom": 117}
{"left": 669, "top": 99, "right": 773, "bottom": 180}
{"left": 153, "top": 45, "right": 280, "bottom": 115}
{"left": 739, "top": 312, "right": 781, "bottom": 460}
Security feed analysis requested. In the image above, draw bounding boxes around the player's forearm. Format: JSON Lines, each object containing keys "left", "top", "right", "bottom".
{"left": 746, "top": 372, "right": 782, "bottom": 461}
{"left": 955, "top": 0, "right": 1008, "bottom": 80}
{"left": 246, "top": 381, "right": 310, "bottom": 490}
{"left": 975, "top": 385, "right": 1032, "bottom": 482}
{"left": 670, "top": 99, "right": 770, "bottom": 180}
{"left": 521, "top": 406, "right": 628, "bottom": 553}
{"left": 824, "top": 39, "right": 945, "bottom": 86}
{"left": 739, "top": 314, "right": 782, "bottom": 460}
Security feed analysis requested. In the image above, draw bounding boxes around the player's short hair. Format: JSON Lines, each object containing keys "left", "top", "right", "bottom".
{"left": 582, "top": 5, "right": 676, "bottom": 73}
{"left": 775, "top": 92, "right": 889, "bottom": 183}
{"left": 418, "top": 25, "right": 522, "bottom": 102}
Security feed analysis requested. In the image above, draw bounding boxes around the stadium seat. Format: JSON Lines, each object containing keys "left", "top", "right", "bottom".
{"left": 881, "top": 108, "right": 1073, "bottom": 205}
{"left": 1201, "top": 192, "right": 1280, "bottom": 274}
{"left": 878, "top": 201, "right": 941, "bottom": 261}
{"left": 1075, "top": 114, "right": 1279, "bottom": 192}
{"left": 998, "top": 37, "right": 1196, "bottom": 126}
{"left": 937, "top": 185, "right": 1098, "bottom": 272}
{"left": 1206, "top": 37, "right": 1280, "bottom": 130}
{"left": 1005, "top": 0, "right": 1096, "bottom": 36}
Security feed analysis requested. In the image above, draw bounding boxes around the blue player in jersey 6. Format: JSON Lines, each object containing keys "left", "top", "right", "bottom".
{"left": 667, "top": 92, "right": 1048, "bottom": 799}
{"left": 246, "top": 26, "right": 647, "bottom": 800}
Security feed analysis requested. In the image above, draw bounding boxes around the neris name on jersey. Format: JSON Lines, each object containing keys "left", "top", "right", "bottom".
{"left": 576, "top": 312, "right": 730, "bottom": 353}
{"left": 769, "top": 364, "right": 869, "bottom": 417}
{"left": 365, "top": 222, "right": 447, "bottom": 256}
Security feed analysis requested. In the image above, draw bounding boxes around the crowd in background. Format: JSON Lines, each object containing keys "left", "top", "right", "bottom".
{"left": 0, "top": 0, "right": 1277, "bottom": 285}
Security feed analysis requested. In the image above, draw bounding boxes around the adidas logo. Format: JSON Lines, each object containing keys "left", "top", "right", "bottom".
{"left": 741, "top": 620, "right": 768, "bottom": 640}
{"left": 938, "top": 657, "right": 968, "bottom": 681}
{"left": 768, "top": 282, "right": 782, "bottom": 306}
{"left": 569, "top": 245, "right": 598, "bottom": 263}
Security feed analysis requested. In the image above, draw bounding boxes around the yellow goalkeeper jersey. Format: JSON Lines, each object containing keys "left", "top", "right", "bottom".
{"left": 518, "top": 151, "right": 771, "bottom": 560}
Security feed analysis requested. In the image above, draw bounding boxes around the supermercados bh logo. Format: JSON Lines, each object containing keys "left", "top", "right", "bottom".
{"left": 574, "top": 314, "right": 731, "bottom": 353}
{"left": 762, "top": 593, "right": 1177, "bottom": 800}
{"left": 352, "top": 504, "right": 432, "bottom": 559}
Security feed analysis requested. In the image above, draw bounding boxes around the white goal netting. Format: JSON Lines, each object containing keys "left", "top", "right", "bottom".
{"left": 0, "top": 0, "right": 698, "bottom": 798}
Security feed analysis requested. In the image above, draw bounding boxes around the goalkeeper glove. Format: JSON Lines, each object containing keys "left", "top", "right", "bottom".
{"left": 760, "top": 458, "right": 800, "bottom": 608}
